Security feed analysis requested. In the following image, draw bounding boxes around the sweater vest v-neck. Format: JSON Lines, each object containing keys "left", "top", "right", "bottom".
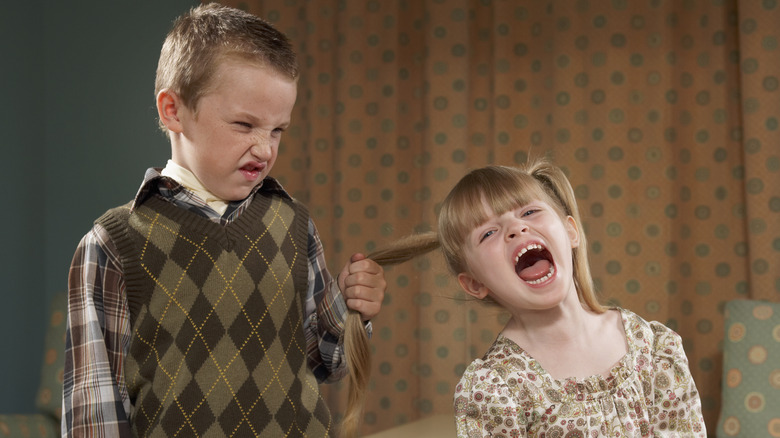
{"left": 97, "top": 191, "right": 333, "bottom": 437}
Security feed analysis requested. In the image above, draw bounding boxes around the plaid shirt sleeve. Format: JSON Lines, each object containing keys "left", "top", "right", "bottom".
{"left": 304, "top": 219, "right": 372, "bottom": 383}
{"left": 62, "top": 224, "right": 133, "bottom": 437}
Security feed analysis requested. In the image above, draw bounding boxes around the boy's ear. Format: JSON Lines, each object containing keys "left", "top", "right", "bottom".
{"left": 156, "top": 89, "right": 184, "bottom": 133}
{"left": 457, "top": 272, "right": 490, "bottom": 300}
{"left": 566, "top": 216, "right": 580, "bottom": 248}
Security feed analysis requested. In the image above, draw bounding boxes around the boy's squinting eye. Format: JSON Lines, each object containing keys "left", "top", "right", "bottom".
{"left": 234, "top": 121, "right": 252, "bottom": 129}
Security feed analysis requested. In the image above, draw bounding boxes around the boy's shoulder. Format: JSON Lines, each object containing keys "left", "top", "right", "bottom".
{"left": 95, "top": 201, "right": 134, "bottom": 227}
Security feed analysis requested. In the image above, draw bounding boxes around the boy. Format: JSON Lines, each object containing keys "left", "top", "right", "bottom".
{"left": 62, "top": 4, "right": 386, "bottom": 437}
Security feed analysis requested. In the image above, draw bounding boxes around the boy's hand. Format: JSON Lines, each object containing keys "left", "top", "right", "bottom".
{"left": 338, "top": 253, "right": 386, "bottom": 321}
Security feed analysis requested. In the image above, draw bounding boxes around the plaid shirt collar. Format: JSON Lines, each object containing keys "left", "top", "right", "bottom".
{"left": 131, "top": 167, "right": 292, "bottom": 223}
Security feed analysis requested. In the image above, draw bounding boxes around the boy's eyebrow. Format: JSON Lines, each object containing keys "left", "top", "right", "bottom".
{"left": 234, "top": 111, "right": 291, "bottom": 128}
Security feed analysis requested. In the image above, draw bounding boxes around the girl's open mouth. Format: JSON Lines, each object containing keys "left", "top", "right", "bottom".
{"left": 515, "top": 243, "right": 555, "bottom": 285}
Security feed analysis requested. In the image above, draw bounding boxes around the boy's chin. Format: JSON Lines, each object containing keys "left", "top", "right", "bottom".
{"left": 218, "top": 187, "right": 253, "bottom": 202}
{"left": 219, "top": 178, "right": 267, "bottom": 201}
{"left": 229, "top": 192, "right": 253, "bottom": 202}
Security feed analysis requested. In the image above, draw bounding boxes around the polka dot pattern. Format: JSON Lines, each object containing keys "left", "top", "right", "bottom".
{"left": 222, "top": 1, "right": 778, "bottom": 434}
{"left": 717, "top": 300, "right": 780, "bottom": 437}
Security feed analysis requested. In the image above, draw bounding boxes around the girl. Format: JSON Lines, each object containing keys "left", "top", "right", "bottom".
{"left": 369, "top": 158, "right": 706, "bottom": 437}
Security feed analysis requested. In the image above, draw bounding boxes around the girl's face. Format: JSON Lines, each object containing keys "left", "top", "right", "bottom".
{"left": 457, "top": 198, "right": 580, "bottom": 313}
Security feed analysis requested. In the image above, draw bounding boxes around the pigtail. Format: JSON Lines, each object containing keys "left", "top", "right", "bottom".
{"left": 341, "top": 310, "right": 370, "bottom": 438}
{"left": 526, "top": 161, "right": 605, "bottom": 314}
{"left": 340, "top": 232, "right": 439, "bottom": 438}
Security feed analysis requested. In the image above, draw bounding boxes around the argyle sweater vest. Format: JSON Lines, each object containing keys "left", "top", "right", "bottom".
{"left": 97, "top": 191, "right": 333, "bottom": 437}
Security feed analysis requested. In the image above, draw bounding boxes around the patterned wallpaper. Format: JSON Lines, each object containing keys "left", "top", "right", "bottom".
{"left": 219, "top": 0, "right": 779, "bottom": 435}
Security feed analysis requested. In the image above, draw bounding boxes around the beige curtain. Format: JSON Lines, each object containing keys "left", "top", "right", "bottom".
{"left": 217, "top": 0, "right": 778, "bottom": 435}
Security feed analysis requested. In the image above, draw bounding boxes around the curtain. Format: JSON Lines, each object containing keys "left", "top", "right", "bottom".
{"left": 217, "top": 0, "right": 778, "bottom": 435}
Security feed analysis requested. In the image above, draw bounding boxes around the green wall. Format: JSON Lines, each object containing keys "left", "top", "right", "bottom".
{"left": 1, "top": 1, "right": 46, "bottom": 413}
{"left": 0, "top": 0, "right": 197, "bottom": 413}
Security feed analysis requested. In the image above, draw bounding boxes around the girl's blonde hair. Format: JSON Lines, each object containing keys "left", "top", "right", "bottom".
{"left": 437, "top": 160, "right": 603, "bottom": 312}
{"left": 341, "top": 157, "right": 603, "bottom": 437}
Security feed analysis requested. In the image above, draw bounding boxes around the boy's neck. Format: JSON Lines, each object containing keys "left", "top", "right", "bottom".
{"left": 161, "top": 160, "right": 229, "bottom": 215}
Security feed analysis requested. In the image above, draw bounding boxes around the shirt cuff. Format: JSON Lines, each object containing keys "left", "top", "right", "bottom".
{"left": 317, "top": 280, "right": 349, "bottom": 336}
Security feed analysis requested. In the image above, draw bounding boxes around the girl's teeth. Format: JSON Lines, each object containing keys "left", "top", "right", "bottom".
{"left": 515, "top": 243, "right": 542, "bottom": 263}
{"left": 525, "top": 265, "right": 555, "bottom": 285}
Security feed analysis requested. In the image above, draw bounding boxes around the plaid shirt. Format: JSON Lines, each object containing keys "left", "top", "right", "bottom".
{"left": 62, "top": 168, "right": 362, "bottom": 437}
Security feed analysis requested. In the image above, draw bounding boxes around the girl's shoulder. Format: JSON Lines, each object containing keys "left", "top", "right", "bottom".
{"left": 458, "top": 335, "right": 534, "bottom": 383}
{"left": 455, "top": 335, "right": 548, "bottom": 406}
{"left": 616, "top": 307, "right": 686, "bottom": 360}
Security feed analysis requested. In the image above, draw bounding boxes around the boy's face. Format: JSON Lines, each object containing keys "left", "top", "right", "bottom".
{"left": 164, "top": 59, "right": 297, "bottom": 201}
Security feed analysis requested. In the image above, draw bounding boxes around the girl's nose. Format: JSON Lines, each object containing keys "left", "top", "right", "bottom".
{"left": 505, "top": 219, "right": 528, "bottom": 240}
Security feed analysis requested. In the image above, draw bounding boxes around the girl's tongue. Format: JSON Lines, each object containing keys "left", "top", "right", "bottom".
{"left": 518, "top": 259, "right": 553, "bottom": 282}
{"left": 515, "top": 248, "right": 554, "bottom": 282}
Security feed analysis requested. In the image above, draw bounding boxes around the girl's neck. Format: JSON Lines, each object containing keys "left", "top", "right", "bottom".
{"left": 502, "top": 302, "right": 627, "bottom": 380}
{"left": 504, "top": 298, "right": 593, "bottom": 346}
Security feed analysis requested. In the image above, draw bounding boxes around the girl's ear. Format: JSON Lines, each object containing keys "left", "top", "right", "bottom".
{"left": 156, "top": 89, "right": 184, "bottom": 133}
{"left": 566, "top": 216, "right": 580, "bottom": 248}
{"left": 457, "top": 272, "right": 490, "bottom": 300}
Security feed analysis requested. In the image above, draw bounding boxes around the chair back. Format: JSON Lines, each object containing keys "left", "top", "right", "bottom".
{"left": 35, "top": 292, "right": 67, "bottom": 421}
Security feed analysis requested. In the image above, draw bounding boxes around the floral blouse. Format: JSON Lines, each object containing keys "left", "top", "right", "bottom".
{"left": 453, "top": 308, "right": 706, "bottom": 437}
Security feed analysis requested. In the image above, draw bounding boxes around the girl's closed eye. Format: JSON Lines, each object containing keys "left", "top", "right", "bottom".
{"left": 479, "top": 229, "right": 496, "bottom": 243}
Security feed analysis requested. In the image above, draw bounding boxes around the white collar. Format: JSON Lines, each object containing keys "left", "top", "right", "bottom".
{"left": 160, "top": 160, "right": 228, "bottom": 215}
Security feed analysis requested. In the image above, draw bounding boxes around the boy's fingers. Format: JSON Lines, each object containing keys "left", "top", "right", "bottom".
{"left": 348, "top": 255, "right": 383, "bottom": 275}
{"left": 346, "top": 296, "right": 381, "bottom": 321}
{"left": 348, "top": 282, "right": 384, "bottom": 299}
{"left": 343, "top": 271, "right": 387, "bottom": 291}
{"left": 341, "top": 253, "right": 386, "bottom": 321}
{"left": 342, "top": 271, "right": 364, "bottom": 287}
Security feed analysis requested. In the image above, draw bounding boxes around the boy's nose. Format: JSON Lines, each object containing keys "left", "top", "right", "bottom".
{"left": 250, "top": 137, "right": 273, "bottom": 161}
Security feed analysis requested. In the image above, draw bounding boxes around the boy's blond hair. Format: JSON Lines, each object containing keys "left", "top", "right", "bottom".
{"left": 154, "top": 3, "right": 298, "bottom": 130}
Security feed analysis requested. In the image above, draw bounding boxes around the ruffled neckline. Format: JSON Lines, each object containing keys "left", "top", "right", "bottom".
{"left": 492, "top": 308, "right": 636, "bottom": 396}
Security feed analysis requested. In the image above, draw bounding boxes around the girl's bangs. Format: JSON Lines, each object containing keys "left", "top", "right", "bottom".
{"left": 439, "top": 166, "right": 549, "bottom": 250}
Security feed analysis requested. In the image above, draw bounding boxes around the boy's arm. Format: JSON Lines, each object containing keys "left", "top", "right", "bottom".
{"left": 63, "top": 225, "right": 133, "bottom": 437}
{"left": 303, "top": 219, "right": 387, "bottom": 383}
{"left": 304, "top": 219, "right": 349, "bottom": 382}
